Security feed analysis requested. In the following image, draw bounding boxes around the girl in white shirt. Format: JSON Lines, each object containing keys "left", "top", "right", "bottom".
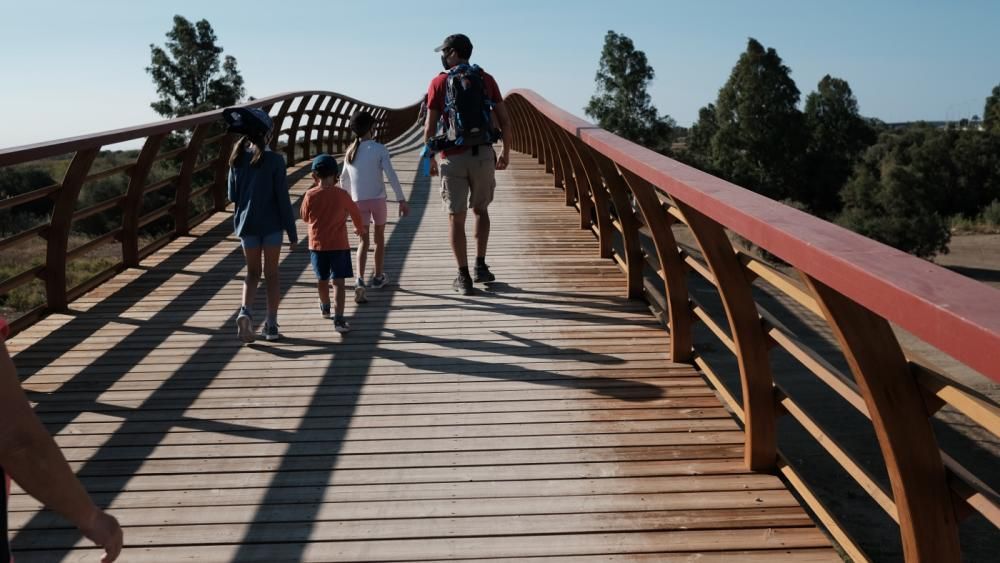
{"left": 340, "top": 111, "right": 410, "bottom": 303}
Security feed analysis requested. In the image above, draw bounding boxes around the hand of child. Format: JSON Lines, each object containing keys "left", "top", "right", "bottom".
{"left": 429, "top": 158, "right": 439, "bottom": 177}
{"left": 398, "top": 201, "right": 410, "bottom": 217}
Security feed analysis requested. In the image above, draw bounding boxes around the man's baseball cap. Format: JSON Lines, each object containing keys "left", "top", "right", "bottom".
{"left": 433, "top": 34, "right": 472, "bottom": 53}
{"left": 223, "top": 107, "right": 273, "bottom": 136}
{"left": 311, "top": 154, "right": 339, "bottom": 177}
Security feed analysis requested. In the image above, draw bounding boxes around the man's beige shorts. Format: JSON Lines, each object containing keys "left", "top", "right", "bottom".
{"left": 440, "top": 146, "right": 496, "bottom": 214}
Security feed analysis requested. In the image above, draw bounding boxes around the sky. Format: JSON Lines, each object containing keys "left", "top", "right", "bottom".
{"left": 1, "top": 0, "right": 998, "bottom": 149}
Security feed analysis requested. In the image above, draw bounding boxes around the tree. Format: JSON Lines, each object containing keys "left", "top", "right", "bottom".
{"left": 705, "top": 38, "right": 806, "bottom": 201}
{"left": 682, "top": 103, "right": 719, "bottom": 171}
{"left": 147, "top": 15, "right": 245, "bottom": 118}
{"left": 585, "top": 31, "right": 675, "bottom": 154}
{"left": 837, "top": 126, "right": 953, "bottom": 257}
{"left": 801, "top": 75, "right": 876, "bottom": 216}
{"left": 984, "top": 84, "right": 1000, "bottom": 133}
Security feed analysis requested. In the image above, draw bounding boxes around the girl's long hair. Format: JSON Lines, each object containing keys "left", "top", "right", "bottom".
{"left": 346, "top": 111, "right": 375, "bottom": 165}
{"left": 228, "top": 133, "right": 268, "bottom": 168}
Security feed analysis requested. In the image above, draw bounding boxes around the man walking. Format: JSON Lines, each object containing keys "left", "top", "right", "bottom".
{"left": 424, "top": 33, "right": 513, "bottom": 295}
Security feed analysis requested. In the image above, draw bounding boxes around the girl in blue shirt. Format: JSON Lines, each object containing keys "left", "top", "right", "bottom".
{"left": 224, "top": 107, "right": 298, "bottom": 342}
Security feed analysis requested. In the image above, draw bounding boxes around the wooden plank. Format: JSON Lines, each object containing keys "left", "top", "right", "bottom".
{"left": 16, "top": 508, "right": 817, "bottom": 548}
{"left": 25, "top": 529, "right": 835, "bottom": 562}
{"left": 11, "top": 493, "right": 804, "bottom": 529}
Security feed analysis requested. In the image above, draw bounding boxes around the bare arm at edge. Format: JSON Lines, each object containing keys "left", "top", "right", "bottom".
{"left": 494, "top": 99, "right": 513, "bottom": 170}
{"left": 0, "top": 342, "right": 123, "bottom": 562}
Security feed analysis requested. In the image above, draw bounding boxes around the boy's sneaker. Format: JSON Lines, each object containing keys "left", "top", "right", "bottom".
{"left": 236, "top": 307, "right": 255, "bottom": 344}
{"left": 371, "top": 273, "right": 388, "bottom": 289}
{"left": 334, "top": 318, "right": 351, "bottom": 333}
{"left": 355, "top": 279, "right": 367, "bottom": 304}
{"left": 261, "top": 322, "right": 281, "bottom": 341}
{"left": 453, "top": 273, "right": 474, "bottom": 295}
{"left": 319, "top": 302, "right": 331, "bottom": 318}
{"left": 474, "top": 263, "right": 496, "bottom": 283}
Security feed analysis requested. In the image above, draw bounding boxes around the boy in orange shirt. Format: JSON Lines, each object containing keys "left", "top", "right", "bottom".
{"left": 300, "top": 154, "right": 365, "bottom": 333}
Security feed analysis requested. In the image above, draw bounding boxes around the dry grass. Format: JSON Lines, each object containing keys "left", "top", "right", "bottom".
{"left": 1, "top": 235, "right": 124, "bottom": 318}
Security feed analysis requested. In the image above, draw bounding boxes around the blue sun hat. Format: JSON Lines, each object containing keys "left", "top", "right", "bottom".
{"left": 223, "top": 107, "right": 273, "bottom": 137}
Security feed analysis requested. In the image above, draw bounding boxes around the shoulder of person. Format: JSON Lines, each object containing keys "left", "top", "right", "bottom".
{"left": 430, "top": 72, "right": 449, "bottom": 87}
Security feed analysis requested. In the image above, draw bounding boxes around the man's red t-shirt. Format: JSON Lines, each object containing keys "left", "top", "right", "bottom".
{"left": 426, "top": 67, "right": 502, "bottom": 156}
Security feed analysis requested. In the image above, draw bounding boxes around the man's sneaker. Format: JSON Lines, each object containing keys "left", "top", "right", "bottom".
{"left": 236, "top": 307, "right": 255, "bottom": 343}
{"left": 474, "top": 263, "right": 496, "bottom": 283}
{"left": 453, "top": 273, "right": 474, "bottom": 295}
{"left": 319, "top": 302, "right": 331, "bottom": 318}
{"left": 371, "top": 273, "right": 388, "bottom": 289}
{"left": 334, "top": 318, "right": 351, "bottom": 333}
{"left": 355, "top": 284, "right": 367, "bottom": 304}
{"left": 261, "top": 322, "right": 281, "bottom": 341}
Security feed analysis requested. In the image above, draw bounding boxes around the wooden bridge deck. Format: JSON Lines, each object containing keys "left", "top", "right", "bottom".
{"left": 5, "top": 147, "right": 839, "bottom": 561}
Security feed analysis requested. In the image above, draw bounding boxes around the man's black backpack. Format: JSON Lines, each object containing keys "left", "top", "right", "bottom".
{"left": 432, "top": 64, "right": 500, "bottom": 152}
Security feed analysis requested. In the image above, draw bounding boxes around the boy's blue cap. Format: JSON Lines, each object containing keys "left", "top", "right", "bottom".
{"left": 311, "top": 154, "right": 339, "bottom": 176}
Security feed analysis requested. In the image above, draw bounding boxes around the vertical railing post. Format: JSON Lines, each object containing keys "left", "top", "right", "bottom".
{"left": 557, "top": 128, "right": 594, "bottom": 226}
{"left": 211, "top": 133, "right": 237, "bottom": 213}
{"left": 44, "top": 147, "right": 99, "bottom": 311}
{"left": 269, "top": 98, "right": 294, "bottom": 153}
{"left": 673, "top": 201, "right": 777, "bottom": 471}
{"left": 527, "top": 106, "right": 554, "bottom": 172}
{"left": 302, "top": 95, "right": 330, "bottom": 159}
{"left": 284, "top": 94, "right": 314, "bottom": 164}
{"left": 620, "top": 169, "right": 693, "bottom": 362}
{"left": 505, "top": 97, "right": 525, "bottom": 154}
{"left": 172, "top": 124, "right": 211, "bottom": 237}
{"left": 538, "top": 117, "right": 567, "bottom": 191}
{"left": 122, "top": 134, "right": 166, "bottom": 266}
{"left": 547, "top": 123, "right": 578, "bottom": 206}
{"left": 589, "top": 151, "right": 643, "bottom": 299}
{"left": 804, "top": 276, "right": 961, "bottom": 562}
{"left": 571, "top": 138, "right": 614, "bottom": 259}
{"left": 325, "top": 98, "right": 342, "bottom": 154}
{"left": 525, "top": 98, "right": 541, "bottom": 155}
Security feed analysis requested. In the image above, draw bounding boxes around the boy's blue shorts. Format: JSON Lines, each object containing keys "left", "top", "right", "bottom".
{"left": 310, "top": 249, "right": 353, "bottom": 281}
{"left": 240, "top": 231, "right": 283, "bottom": 249}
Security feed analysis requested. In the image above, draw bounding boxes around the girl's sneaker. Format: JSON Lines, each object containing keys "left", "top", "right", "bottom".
{"left": 355, "top": 278, "right": 367, "bottom": 304}
{"left": 319, "top": 302, "right": 331, "bottom": 318}
{"left": 371, "top": 273, "right": 389, "bottom": 288}
{"left": 236, "top": 307, "right": 255, "bottom": 343}
{"left": 334, "top": 318, "right": 351, "bottom": 333}
{"left": 261, "top": 322, "right": 281, "bottom": 341}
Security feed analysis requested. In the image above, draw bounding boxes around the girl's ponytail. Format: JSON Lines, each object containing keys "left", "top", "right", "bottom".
{"left": 346, "top": 137, "right": 361, "bottom": 164}
{"left": 229, "top": 135, "right": 248, "bottom": 167}
{"left": 227, "top": 134, "right": 268, "bottom": 168}
{"left": 249, "top": 134, "right": 267, "bottom": 167}
{"left": 346, "top": 111, "right": 375, "bottom": 165}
